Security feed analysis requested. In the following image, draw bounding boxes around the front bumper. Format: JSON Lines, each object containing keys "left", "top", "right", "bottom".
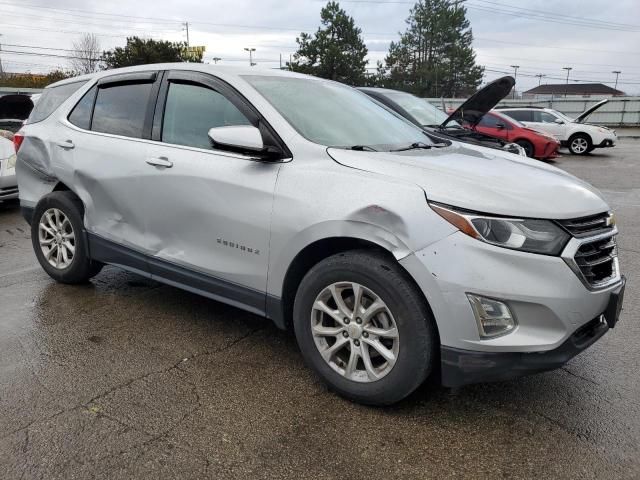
{"left": 595, "top": 138, "right": 616, "bottom": 148}
{"left": 441, "top": 314, "right": 609, "bottom": 387}
{"left": 400, "top": 231, "right": 624, "bottom": 384}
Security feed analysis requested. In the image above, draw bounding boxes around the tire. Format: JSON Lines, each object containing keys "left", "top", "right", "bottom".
{"left": 568, "top": 133, "right": 592, "bottom": 155}
{"left": 515, "top": 139, "right": 535, "bottom": 158}
{"left": 293, "top": 250, "right": 437, "bottom": 406}
{"left": 31, "top": 191, "right": 103, "bottom": 284}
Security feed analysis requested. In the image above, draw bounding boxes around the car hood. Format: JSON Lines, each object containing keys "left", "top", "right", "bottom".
{"left": 574, "top": 99, "right": 608, "bottom": 124}
{"left": 441, "top": 76, "right": 515, "bottom": 128}
{"left": 327, "top": 143, "right": 608, "bottom": 219}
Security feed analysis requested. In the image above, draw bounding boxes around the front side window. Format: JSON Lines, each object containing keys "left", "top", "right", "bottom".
{"left": 28, "top": 80, "right": 87, "bottom": 124}
{"left": 162, "top": 82, "right": 251, "bottom": 150}
{"left": 92, "top": 82, "right": 153, "bottom": 138}
{"left": 535, "top": 111, "right": 558, "bottom": 123}
{"left": 244, "top": 75, "right": 432, "bottom": 151}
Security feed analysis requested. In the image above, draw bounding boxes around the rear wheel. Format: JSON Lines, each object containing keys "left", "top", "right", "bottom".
{"left": 568, "top": 134, "right": 592, "bottom": 155}
{"left": 31, "top": 191, "right": 103, "bottom": 283}
{"left": 515, "top": 139, "right": 535, "bottom": 158}
{"left": 293, "top": 250, "right": 437, "bottom": 406}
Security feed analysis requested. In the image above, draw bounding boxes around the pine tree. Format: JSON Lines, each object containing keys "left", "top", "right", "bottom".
{"left": 290, "top": 2, "right": 368, "bottom": 85}
{"left": 382, "top": 0, "right": 483, "bottom": 97}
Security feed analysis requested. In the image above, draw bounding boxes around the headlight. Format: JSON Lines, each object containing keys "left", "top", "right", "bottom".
{"left": 7, "top": 154, "right": 17, "bottom": 169}
{"left": 503, "top": 143, "right": 527, "bottom": 157}
{"left": 430, "top": 203, "right": 570, "bottom": 255}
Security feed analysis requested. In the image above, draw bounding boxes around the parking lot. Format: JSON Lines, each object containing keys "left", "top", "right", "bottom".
{"left": 0, "top": 140, "right": 638, "bottom": 479}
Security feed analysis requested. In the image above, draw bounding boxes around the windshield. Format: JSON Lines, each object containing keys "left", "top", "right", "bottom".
{"left": 243, "top": 75, "right": 433, "bottom": 151}
{"left": 384, "top": 91, "right": 459, "bottom": 127}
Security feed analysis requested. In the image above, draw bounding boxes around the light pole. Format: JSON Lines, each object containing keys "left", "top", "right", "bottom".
{"left": 535, "top": 74, "right": 545, "bottom": 86}
{"left": 211, "top": 57, "right": 222, "bottom": 64}
{"left": 510, "top": 65, "right": 519, "bottom": 99}
{"left": 562, "top": 67, "right": 572, "bottom": 97}
{"left": 612, "top": 70, "right": 621, "bottom": 92}
{"left": 0, "top": 34, "right": 4, "bottom": 79}
{"left": 244, "top": 47, "right": 256, "bottom": 67}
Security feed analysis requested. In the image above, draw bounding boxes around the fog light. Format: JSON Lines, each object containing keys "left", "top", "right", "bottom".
{"left": 466, "top": 294, "right": 516, "bottom": 338}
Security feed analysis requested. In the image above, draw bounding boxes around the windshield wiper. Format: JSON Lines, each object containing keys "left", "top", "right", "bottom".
{"left": 346, "top": 145, "right": 378, "bottom": 152}
{"left": 390, "top": 142, "right": 434, "bottom": 152}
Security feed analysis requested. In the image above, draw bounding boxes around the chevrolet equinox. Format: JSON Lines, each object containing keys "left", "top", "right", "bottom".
{"left": 16, "top": 64, "right": 625, "bottom": 405}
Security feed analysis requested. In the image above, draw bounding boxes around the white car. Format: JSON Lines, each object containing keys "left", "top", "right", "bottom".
{"left": 0, "top": 135, "right": 18, "bottom": 201}
{"left": 496, "top": 101, "right": 617, "bottom": 155}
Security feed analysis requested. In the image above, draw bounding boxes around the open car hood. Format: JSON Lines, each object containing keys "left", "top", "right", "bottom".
{"left": 441, "top": 76, "right": 515, "bottom": 128}
{"left": 0, "top": 94, "right": 34, "bottom": 121}
{"left": 574, "top": 99, "right": 608, "bottom": 124}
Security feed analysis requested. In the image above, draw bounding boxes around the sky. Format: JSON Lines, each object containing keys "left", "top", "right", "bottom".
{"left": 1, "top": 0, "right": 640, "bottom": 95}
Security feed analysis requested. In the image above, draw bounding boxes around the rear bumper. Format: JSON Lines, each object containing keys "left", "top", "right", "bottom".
{"left": 441, "top": 315, "right": 608, "bottom": 387}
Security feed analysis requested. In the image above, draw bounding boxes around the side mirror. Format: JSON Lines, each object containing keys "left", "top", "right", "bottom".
{"left": 208, "top": 125, "right": 264, "bottom": 152}
{"left": 554, "top": 118, "right": 564, "bottom": 124}
{"left": 495, "top": 122, "right": 505, "bottom": 129}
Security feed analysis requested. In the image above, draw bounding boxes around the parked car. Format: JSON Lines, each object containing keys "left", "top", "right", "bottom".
{"left": 16, "top": 65, "right": 625, "bottom": 405}
{"left": 496, "top": 101, "right": 617, "bottom": 155}
{"left": 359, "top": 77, "right": 527, "bottom": 157}
{"left": 471, "top": 110, "right": 560, "bottom": 160}
{"left": 0, "top": 135, "right": 18, "bottom": 201}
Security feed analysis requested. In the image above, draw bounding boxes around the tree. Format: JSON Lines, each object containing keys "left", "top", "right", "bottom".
{"left": 380, "top": 0, "right": 484, "bottom": 97}
{"left": 70, "top": 33, "right": 101, "bottom": 74}
{"left": 0, "top": 70, "right": 74, "bottom": 88}
{"left": 101, "top": 37, "right": 202, "bottom": 69}
{"left": 290, "top": 1, "right": 368, "bottom": 85}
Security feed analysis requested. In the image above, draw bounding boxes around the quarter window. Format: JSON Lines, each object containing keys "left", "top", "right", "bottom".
{"left": 68, "top": 86, "right": 96, "bottom": 130}
{"left": 92, "top": 82, "right": 154, "bottom": 138}
{"left": 162, "top": 82, "right": 251, "bottom": 150}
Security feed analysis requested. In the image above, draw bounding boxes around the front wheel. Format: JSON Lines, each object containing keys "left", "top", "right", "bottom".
{"left": 31, "top": 191, "right": 103, "bottom": 283}
{"left": 293, "top": 250, "right": 437, "bottom": 406}
{"left": 515, "top": 139, "right": 535, "bottom": 158}
{"left": 568, "top": 134, "right": 592, "bottom": 155}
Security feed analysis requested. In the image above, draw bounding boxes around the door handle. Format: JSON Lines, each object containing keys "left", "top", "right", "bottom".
{"left": 146, "top": 156, "right": 173, "bottom": 168}
{"left": 57, "top": 140, "right": 75, "bottom": 150}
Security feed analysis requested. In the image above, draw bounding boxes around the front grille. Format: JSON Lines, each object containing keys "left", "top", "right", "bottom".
{"left": 559, "top": 212, "right": 613, "bottom": 237}
{"left": 574, "top": 235, "right": 618, "bottom": 287}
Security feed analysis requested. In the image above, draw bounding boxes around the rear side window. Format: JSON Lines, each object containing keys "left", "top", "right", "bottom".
{"left": 92, "top": 82, "right": 154, "bottom": 138}
{"left": 535, "top": 111, "right": 558, "bottom": 123}
{"left": 504, "top": 110, "right": 533, "bottom": 122}
{"left": 68, "top": 86, "right": 97, "bottom": 130}
{"left": 162, "top": 82, "right": 251, "bottom": 149}
{"left": 28, "top": 80, "right": 87, "bottom": 124}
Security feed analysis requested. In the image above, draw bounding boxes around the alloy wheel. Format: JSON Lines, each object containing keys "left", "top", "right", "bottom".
{"left": 38, "top": 208, "right": 76, "bottom": 269}
{"left": 571, "top": 137, "right": 589, "bottom": 154}
{"left": 311, "top": 282, "right": 399, "bottom": 383}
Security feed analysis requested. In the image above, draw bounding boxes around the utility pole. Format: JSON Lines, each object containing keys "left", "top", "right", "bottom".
{"left": 612, "top": 70, "right": 621, "bottom": 92}
{"left": 562, "top": 67, "right": 572, "bottom": 97}
{"left": 244, "top": 47, "right": 256, "bottom": 66}
{"left": 211, "top": 57, "right": 221, "bottom": 64}
{"left": 510, "top": 65, "right": 519, "bottom": 99}
{"left": 0, "top": 34, "right": 4, "bottom": 80}
{"left": 183, "top": 22, "right": 190, "bottom": 47}
{"left": 535, "top": 74, "right": 545, "bottom": 86}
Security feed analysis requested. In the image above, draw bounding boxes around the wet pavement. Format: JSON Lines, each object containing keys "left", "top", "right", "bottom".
{"left": 1, "top": 141, "right": 639, "bottom": 479}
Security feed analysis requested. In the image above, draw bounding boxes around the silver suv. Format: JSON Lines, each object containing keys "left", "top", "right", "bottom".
{"left": 16, "top": 64, "right": 625, "bottom": 405}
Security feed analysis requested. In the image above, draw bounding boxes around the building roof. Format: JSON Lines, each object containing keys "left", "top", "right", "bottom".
{"left": 523, "top": 83, "right": 624, "bottom": 96}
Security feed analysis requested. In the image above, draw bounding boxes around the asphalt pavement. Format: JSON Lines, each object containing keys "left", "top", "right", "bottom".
{"left": 1, "top": 142, "right": 639, "bottom": 479}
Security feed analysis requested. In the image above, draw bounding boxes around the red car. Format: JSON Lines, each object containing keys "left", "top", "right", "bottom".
{"left": 471, "top": 110, "right": 560, "bottom": 160}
